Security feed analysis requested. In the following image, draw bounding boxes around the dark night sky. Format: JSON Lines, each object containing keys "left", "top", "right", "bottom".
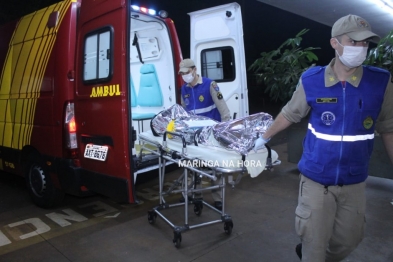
{"left": 133, "top": 0, "right": 334, "bottom": 112}
{"left": 0, "top": 0, "right": 60, "bottom": 24}
{"left": 0, "top": 0, "right": 335, "bottom": 112}
{"left": 0, "top": 0, "right": 334, "bottom": 66}
{"left": 134, "top": 0, "right": 334, "bottom": 66}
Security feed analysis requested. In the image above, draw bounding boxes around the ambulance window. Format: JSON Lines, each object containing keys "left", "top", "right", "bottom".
{"left": 83, "top": 28, "right": 113, "bottom": 83}
{"left": 201, "top": 47, "right": 235, "bottom": 82}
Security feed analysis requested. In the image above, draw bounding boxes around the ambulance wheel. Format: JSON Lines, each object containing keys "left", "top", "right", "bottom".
{"left": 224, "top": 221, "right": 233, "bottom": 235}
{"left": 25, "top": 153, "right": 65, "bottom": 208}
{"left": 147, "top": 211, "right": 157, "bottom": 224}
{"left": 173, "top": 232, "right": 182, "bottom": 248}
{"left": 194, "top": 203, "right": 203, "bottom": 216}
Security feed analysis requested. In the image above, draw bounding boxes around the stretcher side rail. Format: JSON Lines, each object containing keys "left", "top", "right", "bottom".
{"left": 161, "top": 130, "right": 277, "bottom": 186}
{"left": 139, "top": 131, "right": 276, "bottom": 192}
{"left": 146, "top": 131, "right": 258, "bottom": 190}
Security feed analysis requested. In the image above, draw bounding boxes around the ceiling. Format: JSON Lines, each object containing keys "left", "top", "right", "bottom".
{"left": 256, "top": 0, "right": 393, "bottom": 40}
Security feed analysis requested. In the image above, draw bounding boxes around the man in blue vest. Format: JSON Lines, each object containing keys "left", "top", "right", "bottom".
{"left": 254, "top": 15, "right": 393, "bottom": 261}
{"left": 179, "top": 58, "right": 231, "bottom": 210}
{"left": 179, "top": 58, "right": 231, "bottom": 122}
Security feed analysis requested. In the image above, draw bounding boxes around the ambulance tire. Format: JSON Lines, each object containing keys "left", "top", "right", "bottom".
{"left": 25, "top": 153, "right": 65, "bottom": 208}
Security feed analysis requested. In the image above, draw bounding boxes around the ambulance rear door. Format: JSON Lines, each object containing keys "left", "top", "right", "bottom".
{"left": 189, "top": 2, "right": 249, "bottom": 119}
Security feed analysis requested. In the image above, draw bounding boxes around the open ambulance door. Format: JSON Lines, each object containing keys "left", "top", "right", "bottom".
{"left": 129, "top": 3, "right": 182, "bottom": 181}
{"left": 74, "top": 0, "right": 136, "bottom": 203}
{"left": 189, "top": 2, "right": 249, "bottom": 119}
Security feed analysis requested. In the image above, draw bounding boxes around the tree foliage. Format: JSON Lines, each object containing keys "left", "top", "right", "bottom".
{"left": 248, "top": 29, "right": 319, "bottom": 104}
{"left": 364, "top": 30, "right": 393, "bottom": 74}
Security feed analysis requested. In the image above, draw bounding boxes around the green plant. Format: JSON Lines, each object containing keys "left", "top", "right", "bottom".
{"left": 248, "top": 29, "right": 319, "bottom": 104}
{"left": 364, "top": 29, "right": 393, "bottom": 74}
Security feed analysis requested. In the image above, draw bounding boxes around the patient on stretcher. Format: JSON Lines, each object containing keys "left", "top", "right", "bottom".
{"left": 150, "top": 104, "right": 274, "bottom": 156}
{"left": 139, "top": 104, "right": 280, "bottom": 179}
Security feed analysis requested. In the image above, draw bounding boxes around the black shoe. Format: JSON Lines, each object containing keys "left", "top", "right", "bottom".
{"left": 214, "top": 201, "right": 222, "bottom": 210}
{"left": 296, "top": 243, "right": 302, "bottom": 260}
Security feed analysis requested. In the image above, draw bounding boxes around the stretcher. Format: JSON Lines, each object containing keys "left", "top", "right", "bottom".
{"left": 139, "top": 129, "right": 280, "bottom": 248}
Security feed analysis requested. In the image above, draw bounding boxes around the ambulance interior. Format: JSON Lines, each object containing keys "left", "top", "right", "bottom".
{"left": 130, "top": 10, "right": 178, "bottom": 176}
{"left": 130, "top": 4, "right": 249, "bottom": 181}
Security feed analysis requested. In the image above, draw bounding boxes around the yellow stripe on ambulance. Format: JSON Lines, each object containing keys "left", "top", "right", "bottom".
{"left": 0, "top": 0, "right": 76, "bottom": 149}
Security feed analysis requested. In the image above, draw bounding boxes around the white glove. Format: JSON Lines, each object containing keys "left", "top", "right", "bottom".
{"left": 253, "top": 136, "right": 270, "bottom": 152}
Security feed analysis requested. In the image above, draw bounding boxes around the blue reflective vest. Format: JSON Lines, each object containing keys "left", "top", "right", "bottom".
{"left": 298, "top": 65, "right": 389, "bottom": 186}
{"left": 181, "top": 77, "right": 221, "bottom": 121}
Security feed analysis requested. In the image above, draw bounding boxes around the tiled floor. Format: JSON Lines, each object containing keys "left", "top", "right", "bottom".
{"left": 0, "top": 141, "right": 392, "bottom": 262}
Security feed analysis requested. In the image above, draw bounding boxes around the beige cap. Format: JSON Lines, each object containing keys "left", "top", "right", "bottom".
{"left": 178, "top": 58, "right": 195, "bottom": 73}
{"left": 331, "top": 14, "right": 380, "bottom": 42}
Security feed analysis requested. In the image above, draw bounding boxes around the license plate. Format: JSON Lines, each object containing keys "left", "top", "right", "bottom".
{"left": 84, "top": 144, "right": 108, "bottom": 161}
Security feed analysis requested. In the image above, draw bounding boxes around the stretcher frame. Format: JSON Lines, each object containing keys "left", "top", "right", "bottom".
{"left": 139, "top": 130, "right": 274, "bottom": 248}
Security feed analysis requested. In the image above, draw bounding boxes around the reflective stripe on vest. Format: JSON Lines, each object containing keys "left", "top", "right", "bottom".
{"left": 308, "top": 123, "right": 374, "bottom": 142}
{"left": 193, "top": 104, "right": 217, "bottom": 114}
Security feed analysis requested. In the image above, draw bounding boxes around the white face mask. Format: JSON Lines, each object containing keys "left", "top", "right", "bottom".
{"left": 335, "top": 39, "right": 368, "bottom": 68}
{"left": 181, "top": 71, "right": 195, "bottom": 83}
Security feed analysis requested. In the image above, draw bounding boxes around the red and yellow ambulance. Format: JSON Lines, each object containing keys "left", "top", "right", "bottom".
{"left": 0, "top": 0, "right": 248, "bottom": 207}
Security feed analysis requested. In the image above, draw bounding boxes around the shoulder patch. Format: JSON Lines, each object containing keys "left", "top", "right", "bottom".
{"left": 211, "top": 81, "right": 220, "bottom": 92}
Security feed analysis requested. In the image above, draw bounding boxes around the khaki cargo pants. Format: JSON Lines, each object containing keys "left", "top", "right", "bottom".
{"left": 295, "top": 174, "right": 366, "bottom": 262}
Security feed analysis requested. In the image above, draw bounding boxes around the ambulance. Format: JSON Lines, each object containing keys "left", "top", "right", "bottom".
{"left": 0, "top": 0, "right": 248, "bottom": 207}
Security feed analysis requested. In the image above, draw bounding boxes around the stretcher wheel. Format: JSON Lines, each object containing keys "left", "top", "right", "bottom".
{"left": 173, "top": 232, "right": 182, "bottom": 248}
{"left": 224, "top": 221, "right": 233, "bottom": 235}
{"left": 193, "top": 203, "right": 203, "bottom": 216}
{"left": 147, "top": 211, "right": 157, "bottom": 224}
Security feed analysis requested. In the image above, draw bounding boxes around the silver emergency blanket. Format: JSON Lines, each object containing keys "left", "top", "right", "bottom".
{"left": 150, "top": 104, "right": 273, "bottom": 155}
